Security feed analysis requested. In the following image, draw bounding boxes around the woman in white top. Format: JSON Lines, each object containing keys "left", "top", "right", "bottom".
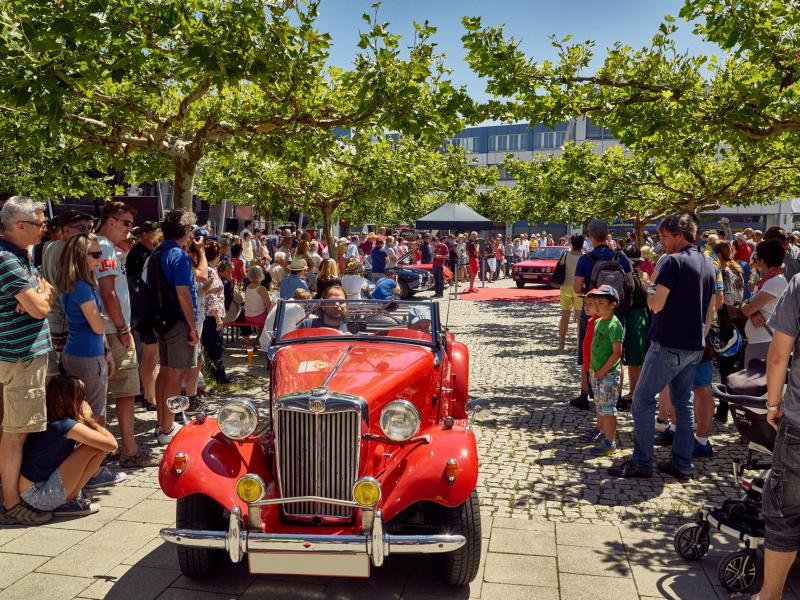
{"left": 341, "top": 259, "right": 367, "bottom": 299}
{"left": 741, "top": 239, "right": 788, "bottom": 364}
{"left": 244, "top": 265, "right": 272, "bottom": 330}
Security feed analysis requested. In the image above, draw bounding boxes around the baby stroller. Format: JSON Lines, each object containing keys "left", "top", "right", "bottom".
{"left": 672, "top": 359, "right": 776, "bottom": 594}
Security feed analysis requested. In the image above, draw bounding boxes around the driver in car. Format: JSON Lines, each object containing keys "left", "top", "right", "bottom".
{"left": 298, "top": 286, "right": 349, "bottom": 333}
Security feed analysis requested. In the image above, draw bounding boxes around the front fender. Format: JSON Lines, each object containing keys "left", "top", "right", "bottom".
{"left": 379, "top": 424, "right": 478, "bottom": 522}
{"left": 159, "top": 418, "right": 271, "bottom": 517}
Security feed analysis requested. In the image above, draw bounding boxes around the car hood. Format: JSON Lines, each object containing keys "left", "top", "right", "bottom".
{"left": 516, "top": 259, "right": 557, "bottom": 268}
{"left": 272, "top": 341, "right": 435, "bottom": 407}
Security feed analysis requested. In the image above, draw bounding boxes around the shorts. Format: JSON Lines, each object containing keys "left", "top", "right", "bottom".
{"left": 245, "top": 312, "right": 267, "bottom": 326}
{"left": 107, "top": 334, "right": 140, "bottom": 399}
{"left": 692, "top": 360, "right": 713, "bottom": 389}
{"left": 61, "top": 353, "right": 108, "bottom": 417}
{"left": 559, "top": 287, "right": 583, "bottom": 311}
{"left": 763, "top": 419, "right": 800, "bottom": 552}
{"left": 21, "top": 469, "right": 67, "bottom": 512}
{"left": 0, "top": 354, "right": 48, "bottom": 433}
{"left": 591, "top": 370, "right": 620, "bottom": 417}
{"left": 157, "top": 320, "right": 198, "bottom": 369}
{"left": 469, "top": 259, "right": 478, "bottom": 274}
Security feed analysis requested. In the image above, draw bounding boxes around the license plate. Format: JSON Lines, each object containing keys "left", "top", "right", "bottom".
{"left": 524, "top": 274, "right": 541, "bottom": 279}
{"left": 248, "top": 552, "right": 370, "bottom": 578}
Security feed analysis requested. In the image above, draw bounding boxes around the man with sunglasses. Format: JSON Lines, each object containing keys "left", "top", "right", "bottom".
{"left": 0, "top": 196, "right": 57, "bottom": 525}
{"left": 40, "top": 210, "right": 95, "bottom": 383}
{"left": 95, "top": 201, "right": 154, "bottom": 481}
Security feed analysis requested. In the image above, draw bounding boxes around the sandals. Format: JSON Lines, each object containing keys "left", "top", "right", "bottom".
{"left": 119, "top": 447, "right": 158, "bottom": 468}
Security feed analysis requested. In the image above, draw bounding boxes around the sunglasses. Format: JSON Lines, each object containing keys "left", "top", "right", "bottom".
{"left": 87, "top": 251, "right": 103, "bottom": 259}
{"left": 113, "top": 217, "right": 134, "bottom": 228}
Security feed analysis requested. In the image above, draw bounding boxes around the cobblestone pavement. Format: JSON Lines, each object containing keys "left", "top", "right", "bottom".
{"left": 1, "top": 279, "right": 798, "bottom": 599}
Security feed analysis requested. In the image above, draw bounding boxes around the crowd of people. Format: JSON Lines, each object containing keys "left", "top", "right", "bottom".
{"left": 555, "top": 214, "right": 800, "bottom": 599}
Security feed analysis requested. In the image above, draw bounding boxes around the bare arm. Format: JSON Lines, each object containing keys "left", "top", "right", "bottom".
{"left": 648, "top": 284, "right": 670, "bottom": 313}
{"left": 98, "top": 276, "right": 125, "bottom": 330}
{"left": 594, "top": 341, "right": 622, "bottom": 380}
{"left": 766, "top": 330, "right": 794, "bottom": 429}
{"left": 79, "top": 300, "right": 107, "bottom": 335}
{"left": 14, "top": 280, "right": 55, "bottom": 319}
{"left": 256, "top": 286, "right": 272, "bottom": 314}
{"left": 741, "top": 290, "right": 777, "bottom": 317}
{"left": 175, "top": 286, "right": 197, "bottom": 328}
{"left": 573, "top": 275, "right": 584, "bottom": 296}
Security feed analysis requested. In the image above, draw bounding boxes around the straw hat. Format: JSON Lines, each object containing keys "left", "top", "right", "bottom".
{"left": 288, "top": 258, "right": 307, "bottom": 272}
{"left": 344, "top": 259, "right": 361, "bottom": 274}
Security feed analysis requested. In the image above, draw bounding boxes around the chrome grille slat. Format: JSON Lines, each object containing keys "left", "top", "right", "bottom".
{"left": 276, "top": 406, "right": 360, "bottom": 519}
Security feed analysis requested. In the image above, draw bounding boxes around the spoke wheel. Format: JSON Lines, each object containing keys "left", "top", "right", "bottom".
{"left": 718, "top": 550, "right": 759, "bottom": 593}
{"left": 673, "top": 523, "right": 710, "bottom": 561}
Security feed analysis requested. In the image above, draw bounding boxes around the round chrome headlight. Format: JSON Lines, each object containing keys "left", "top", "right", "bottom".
{"left": 217, "top": 399, "right": 259, "bottom": 440}
{"left": 380, "top": 400, "right": 421, "bottom": 441}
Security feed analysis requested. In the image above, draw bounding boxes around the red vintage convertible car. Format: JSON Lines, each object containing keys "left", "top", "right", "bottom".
{"left": 512, "top": 246, "right": 569, "bottom": 288}
{"left": 158, "top": 299, "right": 484, "bottom": 585}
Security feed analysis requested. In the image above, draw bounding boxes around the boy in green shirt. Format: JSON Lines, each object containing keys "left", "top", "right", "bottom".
{"left": 587, "top": 285, "right": 624, "bottom": 456}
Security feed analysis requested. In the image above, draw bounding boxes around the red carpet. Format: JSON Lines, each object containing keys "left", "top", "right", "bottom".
{"left": 456, "top": 285, "right": 560, "bottom": 303}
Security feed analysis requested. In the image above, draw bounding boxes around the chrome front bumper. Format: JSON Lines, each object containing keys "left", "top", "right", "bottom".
{"left": 160, "top": 506, "right": 465, "bottom": 568}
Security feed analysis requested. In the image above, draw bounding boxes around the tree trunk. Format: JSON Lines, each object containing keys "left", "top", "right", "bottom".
{"left": 321, "top": 203, "right": 335, "bottom": 247}
{"left": 633, "top": 217, "right": 646, "bottom": 246}
{"left": 173, "top": 158, "right": 198, "bottom": 211}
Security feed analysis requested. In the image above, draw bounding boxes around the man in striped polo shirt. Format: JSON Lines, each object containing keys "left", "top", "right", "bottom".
{"left": 0, "top": 196, "right": 56, "bottom": 525}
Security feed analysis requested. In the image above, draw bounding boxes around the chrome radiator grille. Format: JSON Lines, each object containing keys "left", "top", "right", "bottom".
{"left": 276, "top": 408, "right": 360, "bottom": 519}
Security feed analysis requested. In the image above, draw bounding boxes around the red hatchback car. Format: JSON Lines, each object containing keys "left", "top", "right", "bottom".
{"left": 158, "top": 299, "right": 485, "bottom": 586}
{"left": 512, "top": 246, "right": 569, "bottom": 287}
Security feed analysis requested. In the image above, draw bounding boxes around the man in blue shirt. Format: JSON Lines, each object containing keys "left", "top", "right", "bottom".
{"left": 148, "top": 209, "right": 202, "bottom": 445}
{"left": 570, "top": 219, "right": 633, "bottom": 410}
{"left": 370, "top": 238, "right": 388, "bottom": 282}
{"left": 419, "top": 233, "right": 433, "bottom": 264}
{"left": 280, "top": 259, "right": 310, "bottom": 299}
{"left": 372, "top": 272, "right": 401, "bottom": 300}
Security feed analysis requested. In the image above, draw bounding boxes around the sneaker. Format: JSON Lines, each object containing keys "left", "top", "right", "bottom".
{"left": 0, "top": 501, "right": 52, "bottom": 525}
{"left": 85, "top": 466, "right": 127, "bottom": 489}
{"left": 581, "top": 426, "right": 604, "bottom": 444}
{"left": 570, "top": 394, "right": 591, "bottom": 411}
{"left": 54, "top": 492, "right": 99, "bottom": 517}
{"left": 654, "top": 428, "right": 675, "bottom": 446}
{"left": 186, "top": 397, "right": 208, "bottom": 415}
{"left": 657, "top": 460, "right": 693, "bottom": 482}
{"left": 119, "top": 446, "right": 158, "bottom": 468}
{"left": 713, "top": 406, "right": 728, "bottom": 424}
{"left": 607, "top": 458, "right": 652, "bottom": 478}
{"left": 591, "top": 437, "right": 617, "bottom": 456}
{"left": 693, "top": 440, "right": 714, "bottom": 458}
{"left": 156, "top": 423, "right": 182, "bottom": 445}
{"left": 655, "top": 418, "right": 671, "bottom": 433}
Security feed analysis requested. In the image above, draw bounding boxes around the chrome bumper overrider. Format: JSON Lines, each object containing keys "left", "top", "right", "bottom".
{"left": 160, "top": 506, "right": 465, "bottom": 568}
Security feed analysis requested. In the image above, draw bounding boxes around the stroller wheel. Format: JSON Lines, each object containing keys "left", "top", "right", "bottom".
{"left": 718, "top": 549, "right": 759, "bottom": 593}
{"left": 673, "top": 523, "right": 710, "bottom": 560}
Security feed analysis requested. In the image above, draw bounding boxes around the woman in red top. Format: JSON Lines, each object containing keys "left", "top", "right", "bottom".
{"left": 733, "top": 235, "right": 752, "bottom": 263}
{"left": 230, "top": 244, "right": 246, "bottom": 285}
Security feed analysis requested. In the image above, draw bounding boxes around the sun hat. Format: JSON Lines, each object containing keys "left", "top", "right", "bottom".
{"left": 344, "top": 259, "right": 361, "bottom": 274}
{"left": 288, "top": 258, "right": 307, "bottom": 272}
{"left": 585, "top": 284, "right": 619, "bottom": 302}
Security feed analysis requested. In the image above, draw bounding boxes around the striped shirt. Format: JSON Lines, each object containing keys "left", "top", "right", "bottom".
{"left": 0, "top": 238, "right": 52, "bottom": 362}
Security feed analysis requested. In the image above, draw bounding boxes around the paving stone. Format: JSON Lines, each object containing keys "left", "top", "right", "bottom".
{"left": 557, "top": 544, "right": 631, "bottom": 578}
{"left": 0, "top": 527, "right": 28, "bottom": 548}
{"left": 489, "top": 527, "right": 556, "bottom": 556}
{"left": 480, "top": 582, "right": 560, "bottom": 600}
{"left": 172, "top": 562, "right": 253, "bottom": 595}
{"left": 559, "top": 572, "right": 639, "bottom": 599}
{"left": 483, "top": 553, "right": 558, "bottom": 588}
{"left": 492, "top": 516, "right": 554, "bottom": 532}
{"left": 42, "top": 506, "right": 127, "bottom": 532}
{"left": 0, "top": 553, "right": 48, "bottom": 590}
{"left": 0, "top": 527, "right": 89, "bottom": 557}
{"left": 145, "top": 590, "right": 237, "bottom": 600}
{"left": 117, "top": 498, "right": 176, "bottom": 525}
{"left": 556, "top": 522, "right": 621, "bottom": 548}
{"left": 120, "top": 537, "right": 180, "bottom": 571}
{"left": 240, "top": 577, "right": 326, "bottom": 599}
{"left": 0, "top": 572, "right": 92, "bottom": 599}
{"left": 87, "top": 485, "right": 154, "bottom": 509}
{"left": 76, "top": 564, "right": 179, "bottom": 600}
{"left": 629, "top": 563, "right": 718, "bottom": 599}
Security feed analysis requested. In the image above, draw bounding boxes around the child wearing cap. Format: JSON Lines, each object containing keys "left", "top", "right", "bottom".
{"left": 587, "top": 285, "right": 624, "bottom": 456}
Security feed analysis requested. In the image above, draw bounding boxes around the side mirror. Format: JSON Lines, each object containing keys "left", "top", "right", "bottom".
{"left": 466, "top": 399, "right": 492, "bottom": 422}
{"left": 166, "top": 395, "right": 190, "bottom": 414}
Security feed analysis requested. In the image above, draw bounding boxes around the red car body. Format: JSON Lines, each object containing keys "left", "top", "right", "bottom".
{"left": 159, "top": 300, "right": 482, "bottom": 585}
{"left": 512, "top": 246, "right": 569, "bottom": 287}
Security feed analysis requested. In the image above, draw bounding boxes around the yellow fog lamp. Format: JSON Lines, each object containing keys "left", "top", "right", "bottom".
{"left": 236, "top": 474, "right": 266, "bottom": 503}
{"left": 352, "top": 477, "right": 382, "bottom": 507}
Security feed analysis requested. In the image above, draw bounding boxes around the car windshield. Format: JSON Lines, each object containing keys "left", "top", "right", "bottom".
{"left": 528, "top": 248, "right": 566, "bottom": 260}
{"left": 271, "top": 299, "right": 438, "bottom": 348}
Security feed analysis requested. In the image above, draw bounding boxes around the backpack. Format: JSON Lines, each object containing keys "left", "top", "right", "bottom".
{"left": 128, "top": 273, "right": 154, "bottom": 330}
{"left": 588, "top": 250, "right": 632, "bottom": 313}
{"left": 629, "top": 270, "right": 648, "bottom": 310}
{"left": 146, "top": 247, "right": 181, "bottom": 336}
{"left": 720, "top": 266, "right": 744, "bottom": 307}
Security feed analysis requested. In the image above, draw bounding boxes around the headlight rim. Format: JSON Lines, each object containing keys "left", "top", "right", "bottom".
{"left": 217, "top": 398, "right": 259, "bottom": 440}
{"left": 236, "top": 473, "right": 266, "bottom": 503}
{"left": 379, "top": 399, "right": 421, "bottom": 442}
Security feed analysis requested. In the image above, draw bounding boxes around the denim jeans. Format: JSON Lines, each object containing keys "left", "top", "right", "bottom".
{"left": 432, "top": 264, "right": 444, "bottom": 296}
{"left": 631, "top": 341, "right": 703, "bottom": 473}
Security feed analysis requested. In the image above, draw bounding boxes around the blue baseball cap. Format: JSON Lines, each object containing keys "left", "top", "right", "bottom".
{"left": 586, "top": 285, "right": 619, "bottom": 302}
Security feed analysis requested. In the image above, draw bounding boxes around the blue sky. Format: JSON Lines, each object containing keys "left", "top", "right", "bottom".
{"left": 314, "top": 0, "right": 721, "bottom": 104}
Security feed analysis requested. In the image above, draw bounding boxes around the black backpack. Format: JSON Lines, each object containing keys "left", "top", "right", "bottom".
{"left": 588, "top": 250, "right": 633, "bottom": 313}
{"left": 549, "top": 251, "right": 568, "bottom": 287}
{"left": 145, "top": 247, "right": 181, "bottom": 335}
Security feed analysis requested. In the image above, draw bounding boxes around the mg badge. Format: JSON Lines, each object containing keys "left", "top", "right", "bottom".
{"left": 309, "top": 397, "right": 325, "bottom": 413}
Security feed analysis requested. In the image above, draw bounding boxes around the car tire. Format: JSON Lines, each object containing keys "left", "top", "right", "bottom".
{"left": 398, "top": 279, "right": 410, "bottom": 300}
{"left": 433, "top": 490, "right": 482, "bottom": 586}
{"left": 515, "top": 281, "right": 525, "bottom": 288}
{"left": 176, "top": 494, "right": 227, "bottom": 578}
